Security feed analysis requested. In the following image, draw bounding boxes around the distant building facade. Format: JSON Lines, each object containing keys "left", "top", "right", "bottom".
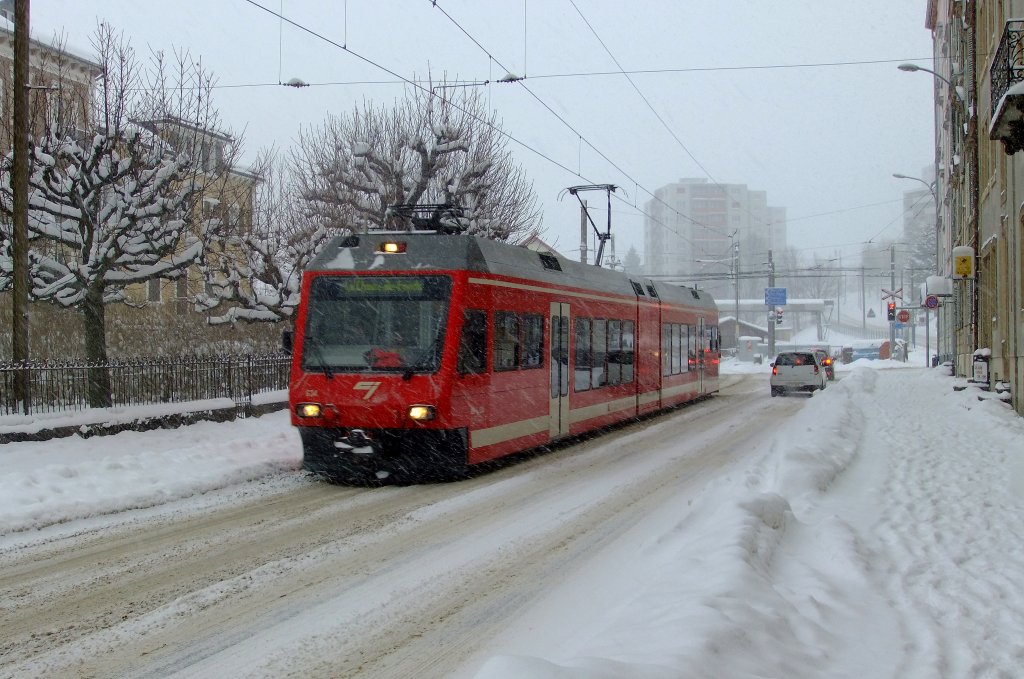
{"left": 642, "top": 178, "right": 786, "bottom": 302}
{"left": 924, "top": 0, "right": 1024, "bottom": 416}
{"left": 0, "top": 4, "right": 100, "bottom": 151}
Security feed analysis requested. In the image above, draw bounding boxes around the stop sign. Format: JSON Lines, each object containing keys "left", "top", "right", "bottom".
{"left": 897, "top": 309, "right": 910, "bottom": 323}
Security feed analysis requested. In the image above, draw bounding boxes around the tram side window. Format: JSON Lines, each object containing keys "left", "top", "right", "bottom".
{"left": 662, "top": 324, "right": 671, "bottom": 376}
{"left": 602, "top": 320, "right": 635, "bottom": 386}
{"left": 688, "top": 324, "right": 698, "bottom": 369}
{"left": 494, "top": 311, "right": 521, "bottom": 371}
{"left": 606, "top": 320, "right": 622, "bottom": 385}
{"left": 671, "top": 324, "right": 682, "bottom": 374}
{"left": 706, "top": 325, "right": 720, "bottom": 352}
{"left": 574, "top": 318, "right": 592, "bottom": 392}
{"left": 662, "top": 322, "right": 693, "bottom": 376}
{"left": 522, "top": 314, "right": 544, "bottom": 368}
{"left": 576, "top": 317, "right": 634, "bottom": 390}
{"left": 493, "top": 312, "right": 545, "bottom": 372}
{"left": 457, "top": 309, "right": 487, "bottom": 375}
{"left": 621, "top": 321, "right": 635, "bottom": 383}
{"left": 591, "top": 319, "right": 608, "bottom": 388}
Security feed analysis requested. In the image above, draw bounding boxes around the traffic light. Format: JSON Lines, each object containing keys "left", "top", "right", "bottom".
{"left": 775, "top": 308, "right": 784, "bottom": 325}
{"left": 887, "top": 301, "right": 896, "bottom": 322}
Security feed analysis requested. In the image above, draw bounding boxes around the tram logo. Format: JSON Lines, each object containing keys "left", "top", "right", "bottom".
{"left": 354, "top": 381, "right": 382, "bottom": 400}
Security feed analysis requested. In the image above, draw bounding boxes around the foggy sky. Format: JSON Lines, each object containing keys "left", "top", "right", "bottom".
{"left": 29, "top": 0, "right": 936, "bottom": 267}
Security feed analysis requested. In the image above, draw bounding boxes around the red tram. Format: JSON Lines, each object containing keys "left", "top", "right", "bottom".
{"left": 287, "top": 231, "right": 719, "bottom": 483}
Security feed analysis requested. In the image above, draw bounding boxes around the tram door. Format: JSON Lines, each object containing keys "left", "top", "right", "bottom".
{"left": 549, "top": 302, "right": 571, "bottom": 438}
{"left": 697, "top": 318, "right": 706, "bottom": 392}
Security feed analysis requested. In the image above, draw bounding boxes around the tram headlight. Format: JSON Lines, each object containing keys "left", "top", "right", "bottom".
{"left": 296, "top": 402, "right": 323, "bottom": 418}
{"left": 407, "top": 405, "right": 436, "bottom": 422}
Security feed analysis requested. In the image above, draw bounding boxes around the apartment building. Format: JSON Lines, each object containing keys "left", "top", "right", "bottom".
{"left": 926, "top": 0, "right": 1024, "bottom": 416}
{"left": 0, "top": 9, "right": 266, "bottom": 356}
{"left": 129, "top": 116, "right": 260, "bottom": 312}
{"left": 0, "top": 5, "right": 99, "bottom": 154}
{"left": 642, "top": 177, "right": 786, "bottom": 304}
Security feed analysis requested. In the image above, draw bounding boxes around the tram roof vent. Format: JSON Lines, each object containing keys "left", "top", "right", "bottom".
{"left": 538, "top": 252, "right": 562, "bottom": 271}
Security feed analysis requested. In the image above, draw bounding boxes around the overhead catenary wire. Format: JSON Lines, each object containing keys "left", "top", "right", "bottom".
{"left": 242, "top": 0, "right": 925, "bottom": 261}
{"left": 213, "top": 58, "right": 945, "bottom": 92}
{"left": 567, "top": 0, "right": 723, "bottom": 206}
{"left": 425, "top": 0, "right": 742, "bottom": 256}
{"left": 241, "top": 0, "right": 708, "bottom": 256}
{"left": 240, "top": 0, "right": 582, "bottom": 180}
{"left": 431, "top": 0, "right": 920, "bottom": 260}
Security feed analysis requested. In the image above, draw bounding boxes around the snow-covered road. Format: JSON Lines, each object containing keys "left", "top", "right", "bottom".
{"left": 4, "top": 364, "right": 1024, "bottom": 679}
{"left": 0, "top": 375, "right": 781, "bottom": 678}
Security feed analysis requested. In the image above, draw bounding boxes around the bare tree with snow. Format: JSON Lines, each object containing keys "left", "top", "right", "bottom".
{"left": 196, "top": 80, "right": 544, "bottom": 328}
{"left": 0, "top": 24, "right": 240, "bottom": 406}
{"left": 291, "top": 80, "right": 542, "bottom": 240}
{"left": 196, "top": 150, "right": 331, "bottom": 326}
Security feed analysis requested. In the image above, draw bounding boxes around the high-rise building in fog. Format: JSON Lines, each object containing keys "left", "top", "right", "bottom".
{"left": 642, "top": 179, "right": 786, "bottom": 300}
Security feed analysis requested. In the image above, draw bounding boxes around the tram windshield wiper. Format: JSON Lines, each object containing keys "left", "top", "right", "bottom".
{"left": 402, "top": 337, "right": 442, "bottom": 381}
{"left": 304, "top": 335, "right": 334, "bottom": 380}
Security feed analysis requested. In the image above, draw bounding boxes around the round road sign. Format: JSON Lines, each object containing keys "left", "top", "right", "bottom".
{"left": 897, "top": 309, "right": 910, "bottom": 323}
{"left": 925, "top": 295, "right": 939, "bottom": 309}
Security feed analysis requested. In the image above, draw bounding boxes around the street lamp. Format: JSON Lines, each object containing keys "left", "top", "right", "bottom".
{"left": 897, "top": 63, "right": 965, "bottom": 103}
{"left": 893, "top": 171, "right": 939, "bottom": 270}
{"left": 894, "top": 172, "right": 942, "bottom": 366}
{"left": 897, "top": 62, "right": 966, "bottom": 368}
{"left": 892, "top": 172, "right": 936, "bottom": 198}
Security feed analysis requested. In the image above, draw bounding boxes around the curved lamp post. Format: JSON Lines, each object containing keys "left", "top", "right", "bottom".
{"left": 897, "top": 63, "right": 965, "bottom": 104}
{"left": 897, "top": 62, "right": 972, "bottom": 365}
{"left": 894, "top": 172, "right": 941, "bottom": 365}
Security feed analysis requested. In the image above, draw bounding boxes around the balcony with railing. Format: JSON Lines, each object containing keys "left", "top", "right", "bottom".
{"left": 990, "top": 20, "right": 1024, "bottom": 153}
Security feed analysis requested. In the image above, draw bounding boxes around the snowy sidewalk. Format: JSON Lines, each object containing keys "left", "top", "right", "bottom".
{"left": 838, "top": 369, "right": 1024, "bottom": 677}
{"left": 740, "top": 368, "right": 1024, "bottom": 679}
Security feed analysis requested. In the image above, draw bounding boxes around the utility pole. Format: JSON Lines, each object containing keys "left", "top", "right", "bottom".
{"left": 767, "top": 249, "right": 775, "bottom": 357}
{"left": 861, "top": 265, "right": 866, "bottom": 331}
{"left": 837, "top": 252, "right": 842, "bottom": 327}
{"left": 12, "top": 0, "right": 31, "bottom": 414}
{"left": 578, "top": 199, "right": 587, "bottom": 265}
{"left": 925, "top": 308, "right": 931, "bottom": 368}
{"left": 732, "top": 238, "right": 740, "bottom": 346}
{"left": 907, "top": 265, "right": 916, "bottom": 349}
{"left": 890, "top": 244, "right": 896, "bottom": 351}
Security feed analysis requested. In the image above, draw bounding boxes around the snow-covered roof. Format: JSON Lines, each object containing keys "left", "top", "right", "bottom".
{"left": 0, "top": 15, "right": 100, "bottom": 73}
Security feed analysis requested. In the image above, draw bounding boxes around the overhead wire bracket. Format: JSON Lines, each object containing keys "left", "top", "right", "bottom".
{"left": 558, "top": 184, "right": 618, "bottom": 266}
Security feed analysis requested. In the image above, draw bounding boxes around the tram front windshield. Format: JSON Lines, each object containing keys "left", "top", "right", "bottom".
{"left": 302, "top": 275, "right": 451, "bottom": 374}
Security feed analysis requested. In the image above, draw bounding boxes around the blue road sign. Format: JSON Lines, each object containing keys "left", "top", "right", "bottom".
{"left": 765, "top": 287, "right": 787, "bottom": 306}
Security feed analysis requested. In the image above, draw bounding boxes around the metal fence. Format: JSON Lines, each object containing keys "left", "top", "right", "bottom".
{"left": 0, "top": 354, "right": 292, "bottom": 417}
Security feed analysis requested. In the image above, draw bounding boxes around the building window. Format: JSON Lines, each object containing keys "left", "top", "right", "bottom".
{"left": 148, "top": 278, "right": 161, "bottom": 303}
